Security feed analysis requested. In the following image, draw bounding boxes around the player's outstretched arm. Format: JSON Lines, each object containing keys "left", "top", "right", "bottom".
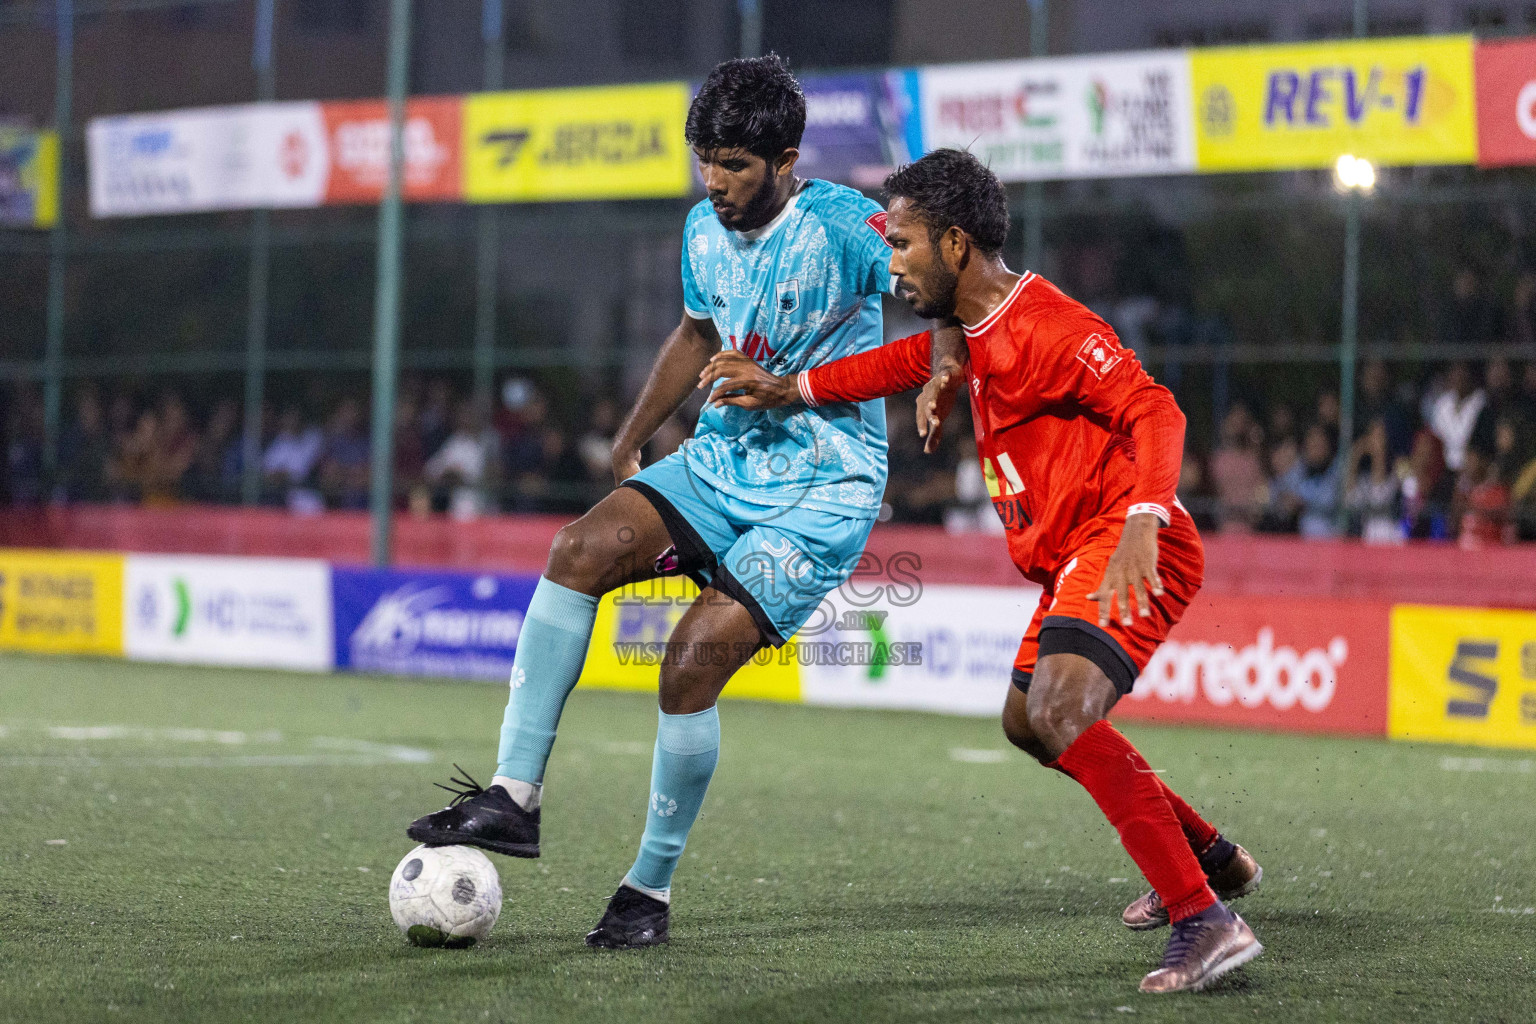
{"left": 611, "top": 313, "right": 722, "bottom": 484}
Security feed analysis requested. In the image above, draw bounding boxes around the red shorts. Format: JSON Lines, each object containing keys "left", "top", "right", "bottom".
{"left": 1012, "top": 509, "right": 1205, "bottom": 692}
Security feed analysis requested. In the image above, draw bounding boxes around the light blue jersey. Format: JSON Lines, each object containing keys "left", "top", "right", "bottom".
{"left": 682, "top": 178, "right": 893, "bottom": 518}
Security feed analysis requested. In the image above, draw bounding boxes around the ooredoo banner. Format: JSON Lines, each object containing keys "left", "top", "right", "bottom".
{"left": 124, "top": 554, "right": 333, "bottom": 670}
{"left": 1474, "top": 38, "right": 1536, "bottom": 167}
{"left": 1117, "top": 595, "right": 1390, "bottom": 735}
{"left": 333, "top": 566, "right": 537, "bottom": 681}
{"left": 918, "top": 50, "right": 1196, "bottom": 181}
{"left": 321, "top": 97, "right": 463, "bottom": 203}
{"left": 88, "top": 103, "right": 328, "bottom": 217}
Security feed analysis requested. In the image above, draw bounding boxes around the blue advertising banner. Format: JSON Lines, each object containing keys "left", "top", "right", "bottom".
{"left": 796, "top": 71, "right": 921, "bottom": 188}
{"left": 332, "top": 566, "right": 538, "bottom": 680}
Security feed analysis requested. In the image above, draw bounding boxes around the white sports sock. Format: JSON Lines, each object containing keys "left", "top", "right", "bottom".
{"left": 491, "top": 775, "right": 541, "bottom": 812}
{"left": 622, "top": 873, "right": 671, "bottom": 904}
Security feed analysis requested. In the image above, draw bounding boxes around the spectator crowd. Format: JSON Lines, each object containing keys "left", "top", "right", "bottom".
{"left": 6, "top": 358, "right": 1536, "bottom": 546}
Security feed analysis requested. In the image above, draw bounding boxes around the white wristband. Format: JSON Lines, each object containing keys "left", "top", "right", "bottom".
{"left": 1127, "top": 503, "right": 1170, "bottom": 526}
{"left": 797, "top": 370, "right": 818, "bottom": 407}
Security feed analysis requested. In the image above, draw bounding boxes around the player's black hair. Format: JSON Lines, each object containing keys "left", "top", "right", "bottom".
{"left": 883, "top": 148, "right": 1010, "bottom": 257}
{"left": 685, "top": 53, "right": 806, "bottom": 161}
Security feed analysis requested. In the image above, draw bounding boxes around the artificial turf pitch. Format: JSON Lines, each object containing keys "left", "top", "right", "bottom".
{"left": 0, "top": 654, "right": 1532, "bottom": 1024}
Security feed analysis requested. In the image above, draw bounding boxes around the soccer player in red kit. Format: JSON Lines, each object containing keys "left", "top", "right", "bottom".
{"left": 698, "top": 148, "right": 1264, "bottom": 994}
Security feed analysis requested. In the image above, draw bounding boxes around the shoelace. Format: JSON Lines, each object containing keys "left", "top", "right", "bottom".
{"left": 1159, "top": 918, "right": 1208, "bottom": 968}
{"left": 433, "top": 764, "right": 487, "bottom": 808}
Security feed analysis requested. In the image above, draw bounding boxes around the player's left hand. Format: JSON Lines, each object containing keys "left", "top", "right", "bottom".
{"left": 697, "top": 350, "right": 799, "bottom": 409}
{"left": 1087, "top": 513, "right": 1164, "bottom": 628}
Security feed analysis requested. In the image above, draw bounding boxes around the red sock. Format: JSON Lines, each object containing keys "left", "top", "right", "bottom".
{"left": 1157, "top": 777, "right": 1221, "bottom": 855}
{"left": 1053, "top": 720, "right": 1216, "bottom": 922}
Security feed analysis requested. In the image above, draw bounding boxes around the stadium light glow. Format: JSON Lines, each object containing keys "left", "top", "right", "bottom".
{"left": 1333, "top": 153, "right": 1377, "bottom": 193}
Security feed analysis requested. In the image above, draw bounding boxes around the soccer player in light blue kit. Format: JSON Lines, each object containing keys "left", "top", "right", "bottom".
{"left": 408, "top": 54, "right": 939, "bottom": 947}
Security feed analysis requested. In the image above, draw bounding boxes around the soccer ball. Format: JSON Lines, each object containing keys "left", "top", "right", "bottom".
{"left": 388, "top": 844, "right": 502, "bottom": 948}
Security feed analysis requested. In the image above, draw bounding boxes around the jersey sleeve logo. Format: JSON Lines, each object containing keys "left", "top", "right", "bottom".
{"left": 864, "top": 211, "right": 892, "bottom": 248}
{"left": 1074, "top": 333, "right": 1124, "bottom": 380}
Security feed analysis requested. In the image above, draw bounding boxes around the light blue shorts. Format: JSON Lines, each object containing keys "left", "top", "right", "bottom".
{"left": 621, "top": 450, "right": 875, "bottom": 646}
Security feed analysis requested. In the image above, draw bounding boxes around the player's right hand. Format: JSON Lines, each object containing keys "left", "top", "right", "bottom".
{"left": 611, "top": 449, "right": 642, "bottom": 486}
{"left": 697, "top": 350, "right": 799, "bottom": 409}
{"left": 916, "top": 367, "right": 962, "bottom": 454}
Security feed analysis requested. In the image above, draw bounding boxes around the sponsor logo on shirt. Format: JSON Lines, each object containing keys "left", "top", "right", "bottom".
{"left": 1075, "top": 332, "right": 1124, "bottom": 380}
{"left": 865, "top": 210, "right": 892, "bottom": 247}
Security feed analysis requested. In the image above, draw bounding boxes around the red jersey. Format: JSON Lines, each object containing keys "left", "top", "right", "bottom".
{"left": 798, "top": 272, "right": 1189, "bottom": 586}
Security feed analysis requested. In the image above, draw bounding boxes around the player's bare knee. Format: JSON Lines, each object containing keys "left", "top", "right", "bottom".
{"left": 1025, "top": 678, "right": 1092, "bottom": 759}
{"left": 658, "top": 656, "right": 723, "bottom": 716}
{"left": 546, "top": 521, "right": 618, "bottom": 593}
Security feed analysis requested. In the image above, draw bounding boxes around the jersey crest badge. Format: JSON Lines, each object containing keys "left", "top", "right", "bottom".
{"left": 1075, "top": 333, "right": 1124, "bottom": 380}
{"left": 776, "top": 278, "right": 800, "bottom": 315}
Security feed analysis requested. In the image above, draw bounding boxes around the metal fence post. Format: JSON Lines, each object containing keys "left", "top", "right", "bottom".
{"left": 1022, "top": 0, "right": 1047, "bottom": 272}
{"left": 369, "top": 0, "right": 413, "bottom": 567}
{"left": 472, "top": 0, "right": 504, "bottom": 417}
{"left": 241, "top": 0, "right": 277, "bottom": 506}
{"left": 738, "top": 0, "right": 761, "bottom": 58}
{"left": 42, "top": 0, "right": 73, "bottom": 475}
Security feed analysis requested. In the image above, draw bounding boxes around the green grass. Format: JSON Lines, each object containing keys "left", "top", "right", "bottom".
{"left": 1, "top": 654, "right": 1533, "bottom": 1024}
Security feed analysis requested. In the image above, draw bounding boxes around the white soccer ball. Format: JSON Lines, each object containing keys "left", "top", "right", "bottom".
{"left": 389, "top": 844, "right": 502, "bottom": 948}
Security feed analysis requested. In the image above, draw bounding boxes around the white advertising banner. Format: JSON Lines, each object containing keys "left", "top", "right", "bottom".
{"left": 88, "top": 102, "right": 328, "bottom": 217}
{"left": 124, "top": 555, "right": 333, "bottom": 671}
{"left": 918, "top": 50, "right": 1196, "bottom": 181}
{"left": 799, "top": 583, "right": 1041, "bottom": 717}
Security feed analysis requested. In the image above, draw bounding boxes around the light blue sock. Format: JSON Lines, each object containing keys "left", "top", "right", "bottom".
{"left": 626, "top": 706, "right": 721, "bottom": 895}
{"left": 496, "top": 577, "right": 600, "bottom": 784}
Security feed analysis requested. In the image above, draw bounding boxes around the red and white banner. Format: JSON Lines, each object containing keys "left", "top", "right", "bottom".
{"left": 1116, "top": 595, "right": 1390, "bottom": 736}
{"left": 1475, "top": 38, "right": 1536, "bottom": 167}
{"left": 321, "top": 97, "right": 462, "bottom": 203}
{"left": 89, "top": 98, "right": 466, "bottom": 217}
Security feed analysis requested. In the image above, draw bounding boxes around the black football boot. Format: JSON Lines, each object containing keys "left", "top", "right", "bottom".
{"left": 584, "top": 885, "right": 670, "bottom": 948}
{"left": 406, "top": 765, "right": 540, "bottom": 858}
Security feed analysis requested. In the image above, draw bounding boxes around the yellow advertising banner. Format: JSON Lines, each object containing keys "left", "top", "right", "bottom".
{"left": 0, "top": 128, "right": 59, "bottom": 229}
{"left": 578, "top": 577, "right": 801, "bottom": 703}
{"left": 1389, "top": 605, "right": 1536, "bottom": 750}
{"left": 1192, "top": 35, "right": 1476, "bottom": 172}
{"left": 0, "top": 549, "right": 124, "bottom": 656}
{"left": 463, "top": 82, "right": 692, "bottom": 203}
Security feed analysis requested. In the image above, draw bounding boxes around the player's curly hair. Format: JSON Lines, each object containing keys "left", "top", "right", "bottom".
{"left": 884, "top": 149, "right": 1010, "bottom": 257}
{"left": 686, "top": 53, "right": 806, "bottom": 160}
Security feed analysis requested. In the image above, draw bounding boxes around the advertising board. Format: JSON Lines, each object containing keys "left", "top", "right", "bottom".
{"left": 87, "top": 102, "right": 328, "bottom": 216}
{"left": 0, "top": 549, "right": 124, "bottom": 656}
{"left": 333, "top": 567, "right": 536, "bottom": 681}
{"left": 1474, "top": 38, "right": 1536, "bottom": 167}
{"left": 0, "top": 128, "right": 59, "bottom": 229}
{"left": 1117, "top": 595, "right": 1391, "bottom": 736}
{"left": 796, "top": 71, "right": 920, "bottom": 188}
{"left": 124, "top": 555, "right": 333, "bottom": 670}
{"left": 578, "top": 576, "right": 801, "bottom": 703}
{"left": 1191, "top": 35, "right": 1477, "bottom": 172}
{"left": 321, "top": 97, "right": 463, "bottom": 202}
{"left": 1390, "top": 605, "right": 1536, "bottom": 750}
{"left": 463, "top": 82, "right": 691, "bottom": 203}
{"left": 918, "top": 51, "right": 1196, "bottom": 181}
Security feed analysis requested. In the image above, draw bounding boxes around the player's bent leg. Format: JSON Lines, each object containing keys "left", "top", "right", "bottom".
{"left": 406, "top": 488, "right": 673, "bottom": 858}
{"left": 587, "top": 588, "right": 762, "bottom": 949}
{"left": 1001, "top": 681, "right": 1053, "bottom": 764}
{"left": 1028, "top": 647, "right": 1261, "bottom": 992}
